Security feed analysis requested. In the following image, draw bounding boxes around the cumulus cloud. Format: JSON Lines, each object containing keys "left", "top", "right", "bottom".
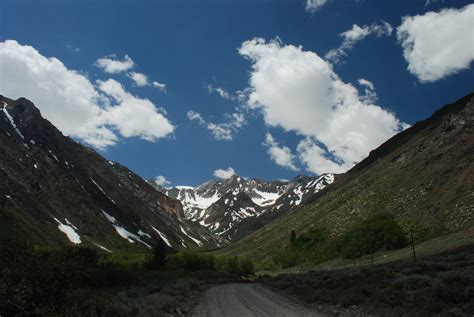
{"left": 95, "top": 54, "right": 134, "bottom": 74}
{"left": 297, "top": 137, "right": 351, "bottom": 175}
{"left": 128, "top": 72, "right": 149, "bottom": 87}
{"left": 326, "top": 21, "right": 393, "bottom": 63}
{"left": 214, "top": 167, "right": 236, "bottom": 179}
{"left": 397, "top": 4, "right": 474, "bottom": 83}
{"left": 263, "top": 133, "right": 298, "bottom": 171}
{"left": 305, "top": 0, "right": 328, "bottom": 13}
{"left": 187, "top": 110, "right": 245, "bottom": 141}
{"left": 97, "top": 79, "right": 175, "bottom": 141}
{"left": 0, "top": 40, "right": 174, "bottom": 149}
{"left": 154, "top": 175, "right": 171, "bottom": 187}
{"left": 239, "top": 38, "right": 406, "bottom": 174}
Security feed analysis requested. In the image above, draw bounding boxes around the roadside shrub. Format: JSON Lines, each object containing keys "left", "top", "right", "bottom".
{"left": 393, "top": 274, "right": 433, "bottom": 290}
{"left": 255, "top": 257, "right": 282, "bottom": 272}
{"left": 0, "top": 239, "right": 99, "bottom": 315}
{"left": 268, "top": 213, "right": 408, "bottom": 269}
{"left": 166, "top": 251, "right": 254, "bottom": 276}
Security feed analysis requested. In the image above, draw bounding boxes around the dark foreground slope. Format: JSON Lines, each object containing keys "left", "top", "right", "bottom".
{"left": 221, "top": 93, "right": 474, "bottom": 259}
{"left": 0, "top": 95, "right": 219, "bottom": 250}
{"left": 262, "top": 244, "right": 474, "bottom": 316}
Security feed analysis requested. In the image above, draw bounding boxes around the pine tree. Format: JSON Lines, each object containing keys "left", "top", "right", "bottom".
{"left": 152, "top": 238, "right": 166, "bottom": 268}
{"left": 290, "top": 230, "right": 296, "bottom": 244}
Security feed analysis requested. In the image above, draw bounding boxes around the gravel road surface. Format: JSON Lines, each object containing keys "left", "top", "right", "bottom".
{"left": 193, "top": 283, "right": 321, "bottom": 317}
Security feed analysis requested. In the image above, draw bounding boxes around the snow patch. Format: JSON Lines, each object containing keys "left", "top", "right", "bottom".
{"left": 94, "top": 243, "right": 112, "bottom": 253}
{"left": 48, "top": 150, "right": 60, "bottom": 162}
{"left": 2, "top": 105, "right": 24, "bottom": 139}
{"left": 180, "top": 225, "right": 203, "bottom": 246}
{"left": 150, "top": 225, "right": 172, "bottom": 247}
{"left": 138, "top": 230, "right": 152, "bottom": 239}
{"left": 100, "top": 209, "right": 150, "bottom": 248}
{"left": 91, "top": 178, "right": 117, "bottom": 204}
{"left": 251, "top": 189, "right": 281, "bottom": 207}
{"left": 54, "top": 217, "right": 81, "bottom": 244}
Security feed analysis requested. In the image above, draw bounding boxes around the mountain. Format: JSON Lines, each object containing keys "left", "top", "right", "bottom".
{"left": 150, "top": 173, "right": 334, "bottom": 242}
{"left": 220, "top": 93, "right": 474, "bottom": 259}
{"left": 0, "top": 95, "right": 221, "bottom": 251}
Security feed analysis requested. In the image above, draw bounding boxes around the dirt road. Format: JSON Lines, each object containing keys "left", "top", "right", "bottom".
{"left": 193, "top": 283, "right": 321, "bottom": 317}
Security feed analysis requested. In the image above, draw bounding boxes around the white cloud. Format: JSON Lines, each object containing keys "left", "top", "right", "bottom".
{"left": 0, "top": 40, "right": 174, "bottom": 149}
{"left": 127, "top": 73, "right": 167, "bottom": 92}
{"left": 0, "top": 40, "right": 116, "bottom": 148}
{"left": 397, "top": 4, "right": 474, "bottom": 83}
{"left": 187, "top": 110, "right": 206, "bottom": 125}
{"left": 357, "top": 78, "right": 377, "bottom": 104}
{"left": 153, "top": 81, "right": 167, "bottom": 92}
{"left": 297, "top": 137, "right": 351, "bottom": 175}
{"left": 95, "top": 54, "right": 134, "bottom": 74}
{"left": 305, "top": 0, "right": 328, "bottom": 13}
{"left": 128, "top": 72, "right": 149, "bottom": 87}
{"left": 154, "top": 175, "right": 171, "bottom": 187}
{"left": 425, "top": 0, "right": 446, "bottom": 6}
{"left": 263, "top": 133, "right": 298, "bottom": 171}
{"left": 187, "top": 110, "right": 245, "bottom": 141}
{"left": 207, "top": 84, "right": 231, "bottom": 99}
{"left": 326, "top": 21, "right": 393, "bottom": 63}
{"left": 66, "top": 44, "right": 80, "bottom": 52}
{"left": 239, "top": 38, "right": 406, "bottom": 174}
{"left": 97, "top": 79, "right": 175, "bottom": 141}
{"left": 214, "top": 167, "right": 236, "bottom": 179}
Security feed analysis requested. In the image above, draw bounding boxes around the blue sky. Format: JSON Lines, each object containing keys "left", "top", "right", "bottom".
{"left": 1, "top": 0, "right": 473, "bottom": 186}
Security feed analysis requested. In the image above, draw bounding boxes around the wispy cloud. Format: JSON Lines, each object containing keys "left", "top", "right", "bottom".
{"left": 187, "top": 110, "right": 245, "bottom": 141}
{"left": 325, "top": 21, "right": 393, "bottom": 64}
{"left": 305, "top": 0, "right": 328, "bottom": 13}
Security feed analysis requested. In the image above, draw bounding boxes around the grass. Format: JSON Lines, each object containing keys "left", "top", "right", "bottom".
{"left": 261, "top": 244, "right": 474, "bottom": 316}
{"left": 254, "top": 226, "right": 474, "bottom": 276}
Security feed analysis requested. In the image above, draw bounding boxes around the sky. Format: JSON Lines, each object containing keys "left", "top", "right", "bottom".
{"left": 0, "top": 0, "right": 473, "bottom": 187}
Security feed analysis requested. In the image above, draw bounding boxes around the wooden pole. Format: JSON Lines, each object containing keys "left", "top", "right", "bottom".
{"left": 410, "top": 227, "right": 416, "bottom": 262}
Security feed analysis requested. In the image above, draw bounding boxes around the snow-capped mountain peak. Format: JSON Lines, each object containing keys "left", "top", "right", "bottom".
{"left": 150, "top": 173, "right": 334, "bottom": 242}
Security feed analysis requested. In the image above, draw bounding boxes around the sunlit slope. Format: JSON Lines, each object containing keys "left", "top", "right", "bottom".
{"left": 218, "top": 93, "right": 474, "bottom": 259}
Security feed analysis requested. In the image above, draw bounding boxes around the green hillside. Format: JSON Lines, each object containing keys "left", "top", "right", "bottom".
{"left": 217, "top": 94, "right": 474, "bottom": 261}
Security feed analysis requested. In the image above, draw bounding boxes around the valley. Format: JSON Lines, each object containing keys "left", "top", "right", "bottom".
{"left": 1, "top": 92, "right": 473, "bottom": 316}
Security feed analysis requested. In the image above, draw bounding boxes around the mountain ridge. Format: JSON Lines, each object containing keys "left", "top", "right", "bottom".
{"left": 150, "top": 173, "right": 335, "bottom": 242}
{"left": 0, "top": 95, "right": 221, "bottom": 250}
{"left": 218, "top": 92, "right": 474, "bottom": 259}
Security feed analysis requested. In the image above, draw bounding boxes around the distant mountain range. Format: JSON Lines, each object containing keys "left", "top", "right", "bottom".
{"left": 149, "top": 174, "right": 334, "bottom": 242}
{"left": 0, "top": 95, "right": 220, "bottom": 251}
{"left": 0, "top": 94, "right": 333, "bottom": 251}
{"left": 221, "top": 93, "right": 474, "bottom": 259}
{"left": 3, "top": 93, "right": 472, "bottom": 255}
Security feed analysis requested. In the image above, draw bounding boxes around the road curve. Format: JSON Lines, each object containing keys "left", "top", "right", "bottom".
{"left": 193, "top": 283, "right": 321, "bottom": 317}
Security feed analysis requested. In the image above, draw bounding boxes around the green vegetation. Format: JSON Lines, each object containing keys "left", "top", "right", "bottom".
{"left": 167, "top": 251, "right": 254, "bottom": 276}
{"left": 0, "top": 238, "right": 253, "bottom": 315}
{"left": 262, "top": 245, "right": 474, "bottom": 316}
{"left": 257, "top": 213, "right": 408, "bottom": 271}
